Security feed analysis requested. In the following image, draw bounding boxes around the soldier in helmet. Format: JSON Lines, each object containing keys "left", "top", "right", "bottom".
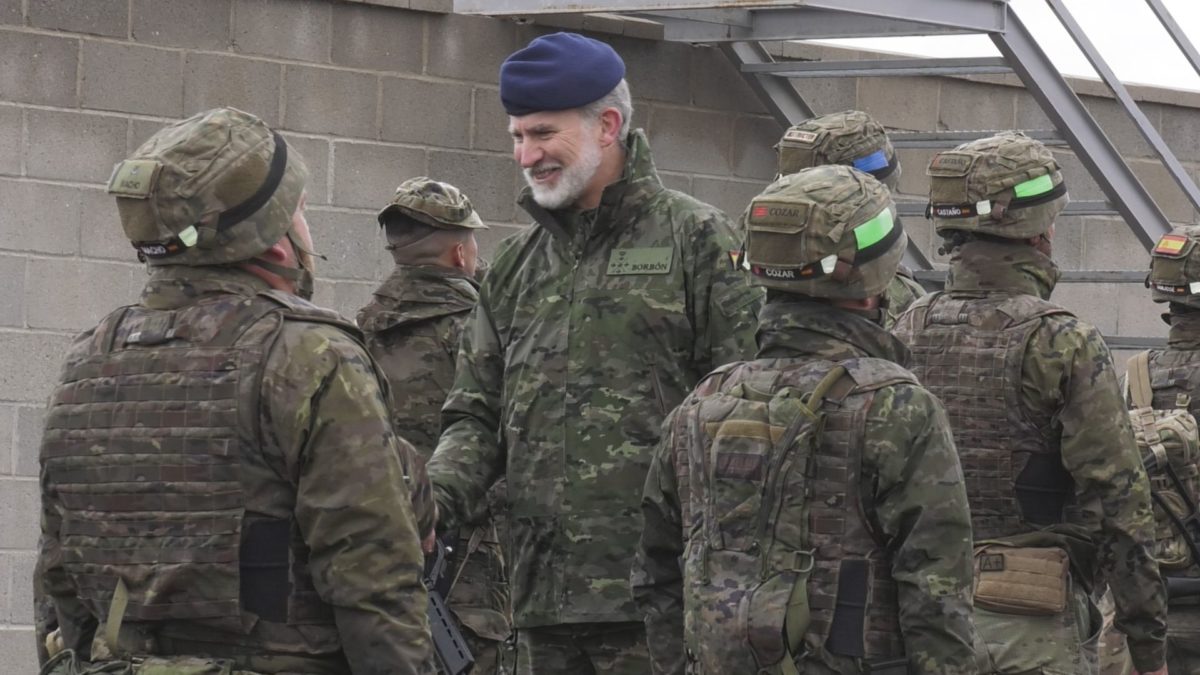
{"left": 35, "top": 108, "right": 434, "bottom": 674}
{"left": 1126, "top": 224, "right": 1200, "bottom": 673}
{"left": 357, "top": 177, "right": 512, "bottom": 673}
{"left": 632, "top": 165, "right": 977, "bottom": 675}
{"left": 775, "top": 110, "right": 926, "bottom": 328}
{"left": 891, "top": 132, "right": 1167, "bottom": 675}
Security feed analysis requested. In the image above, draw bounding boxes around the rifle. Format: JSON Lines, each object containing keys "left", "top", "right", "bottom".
{"left": 425, "top": 535, "right": 475, "bottom": 675}
{"left": 1143, "top": 451, "right": 1200, "bottom": 600}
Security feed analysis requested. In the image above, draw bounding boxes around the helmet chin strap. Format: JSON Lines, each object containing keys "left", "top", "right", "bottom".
{"left": 248, "top": 230, "right": 326, "bottom": 300}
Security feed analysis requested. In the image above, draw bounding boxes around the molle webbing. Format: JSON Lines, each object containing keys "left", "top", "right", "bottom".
{"left": 897, "top": 293, "right": 1071, "bottom": 539}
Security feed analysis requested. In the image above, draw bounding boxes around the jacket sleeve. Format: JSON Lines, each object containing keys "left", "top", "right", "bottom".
{"left": 264, "top": 324, "right": 433, "bottom": 675}
{"left": 683, "top": 210, "right": 762, "bottom": 372}
{"left": 632, "top": 407, "right": 689, "bottom": 675}
{"left": 39, "top": 463, "right": 98, "bottom": 658}
{"left": 428, "top": 290, "right": 507, "bottom": 532}
{"left": 1025, "top": 319, "right": 1166, "bottom": 671}
{"left": 863, "top": 384, "right": 978, "bottom": 675}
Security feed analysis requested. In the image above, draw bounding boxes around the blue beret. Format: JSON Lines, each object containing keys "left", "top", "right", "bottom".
{"left": 500, "top": 32, "right": 626, "bottom": 116}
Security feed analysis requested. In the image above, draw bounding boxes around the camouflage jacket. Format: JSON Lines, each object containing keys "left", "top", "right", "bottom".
{"left": 38, "top": 267, "right": 433, "bottom": 675}
{"left": 892, "top": 240, "right": 1167, "bottom": 671}
{"left": 358, "top": 264, "right": 479, "bottom": 454}
{"left": 884, "top": 265, "right": 926, "bottom": 329}
{"left": 631, "top": 300, "right": 977, "bottom": 675}
{"left": 428, "top": 130, "right": 763, "bottom": 627}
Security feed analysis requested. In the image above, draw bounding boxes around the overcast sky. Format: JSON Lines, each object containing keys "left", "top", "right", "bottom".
{"left": 816, "top": 0, "right": 1200, "bottom": 93}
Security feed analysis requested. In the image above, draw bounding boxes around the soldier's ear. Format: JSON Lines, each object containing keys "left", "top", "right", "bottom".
{"left": 597, "top": 107, "right": 622, "bottom": 148}
{"left": 450, "top": 242, "right": 467, "bottom": 271}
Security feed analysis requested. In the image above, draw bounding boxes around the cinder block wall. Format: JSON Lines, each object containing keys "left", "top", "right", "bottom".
{"left": 1, "top": 0, "right": 1198, "bottom": 668}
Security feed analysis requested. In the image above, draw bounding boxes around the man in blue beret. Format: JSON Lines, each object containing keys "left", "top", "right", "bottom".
{"left": 428, "top": 31, "right": 763, "bottom": 675}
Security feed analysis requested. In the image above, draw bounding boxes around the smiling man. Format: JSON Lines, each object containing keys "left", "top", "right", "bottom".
{"left": 427, "top": 32, "right": 763, "bottom": 675}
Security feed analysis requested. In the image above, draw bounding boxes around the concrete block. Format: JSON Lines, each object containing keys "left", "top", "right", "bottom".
{"left": 25, "top": 109, "right": 128, "bottom": 184}
{"left": 133, "top": 0, "right": 231, "bottom": 50}
{"left": 0, "top": 255, "right": 24, "bottom": 327}
{"left": 0, "top": 405, "right": 12, "bottom": 476}
{"left": 587, "top": 34, "right": 690, "bottom": 106}
{"left": 331, "top": 1, "right": 423, "bottom": 73}
{"left": 0, "top": 479, "right": 38, "bottom": 549}
{"left": 0, "top": 180, "right": 85, "bottom": 255}
{"left": 0, "top": 332, "right": 72, "bottom": 403}
{"left": 937, "top": 79, "right": 1015, "bottom": 132}
{"left": 1082, "top": 95, "right": 1157, "bottom": 159}
{"left": 858, "top": 77, "right": 939, "bottom": 132}
{"left": 691, "top": 177, "right": 762, "bottom": 223}
{"left": 331, "top": 141, "right": 425, "bottom": 210}
{"left": 1081, "top": 216, "right": 1149, "bottom": 271}
{"left": 307, "top": 208, "right": 389, "bottom": 281}
{"left": 1160, "top": 103, "right": 1200, "bottom": 164}
{"left": 428, "top": 150, "right": 517, "bottom": 223}
{"left": 81, "top": 41, "right": 183, "bottom": 117}
{"left": 796, "top": 78, "right": 858, "bottom": 117}
{"left": 894, "top": 148, "right": 935, "bottom": 200}
{"left": 731, "top": 115, "right": 782, "bottom": 181}
{"left": 80, "top": 188, "right": 138, "bottom": 263}
{"left": 283, "top": 65, "right": 377, "bottom": 138}
{"left": 0, "top": 30, "right": 79, "bottom": 107}
{"left": 473, "top": 87, "right": 512, "bottom": 154}
{"left": 1115, "top": 284, "right": 1168, "bottom": 341}
{"left": 29, "top": 0, "right": 127, "bottom": 37}
{"left": 901, "top": 210, "right": 935, "bottom": 264}
{"left": 282, "top": 133, "right": 330, "bottom": 205}
{"left": 6, "top": 552, "right": 36, "bottom": 624}
{"left": 1048, "top": 215, "right": 1083, "bottom": 272}
{"left": 234, "top": 0, "right": 331, "bottom": 63}
{"left": 1014, "top": 91, "right": 1052, "bottom": 131}
{"left": 646, "top": 106, "right": 733, "bottom": 176}
{"left": 1130, "top": 158, "right": 1196, "bottom": 224}
{"left": 0, "top": 0, "right": 20, "bottom": 25}
{"left": 0, "top": 106, "right": 20, "bottom": 176}
{"left": 1052, "top": 150, "right": 1105, "bottom": 202}
{"left": 689, "top": 45, "right": 764, "bottom": 114}
{"left": 657, "top": 171, "right": 692, "bottom": 195}
{"left": 1050, "top": 282, "right": 1120, "bottom": 336}
{"left": 380, "top": 78, "right": 472, "bottom": 149}
{"left": 185, "top": 53, "right": 281, "bottom": 125}
{"left": 311, "top": 278, "right": 376, "bottom": 321}
{"left": 14, "top": 406, "right": 44, "bottom": 478}
{"left": 0, "top": 627, "right": 37, "bottom": 673}
{"left": 25, "top": 258, "right": 142, "bottom": 332}
{"left": 426, "top": 13, "right": 515, "bottom": 85}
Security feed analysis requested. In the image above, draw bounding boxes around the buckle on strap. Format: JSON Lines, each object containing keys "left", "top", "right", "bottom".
{"left": 789, "top": 549, "right": 816, "bottom": 574}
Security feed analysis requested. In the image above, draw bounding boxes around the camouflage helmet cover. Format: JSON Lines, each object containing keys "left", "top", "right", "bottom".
{"left": 776, "top": 110, "right": 901, "bottom": 190}
{"left": 744, "top": 164, "right": 903, "bottom": 299}
{"left": 377, "top": 177, "right": 488, "bottom": 230}
{"left": 926, "top": 131, "right": 1066, "bottom": 239}
{"left": 107, "top": 107, "right": 308, "bottom": 266}
{"left": 1149, "top": 225, "right": 1200, "bottom": 309}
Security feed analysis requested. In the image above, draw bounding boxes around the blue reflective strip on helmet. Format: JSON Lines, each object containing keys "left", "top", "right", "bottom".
{"left": 852, "top": 150, "right": 889, "bottom": 173}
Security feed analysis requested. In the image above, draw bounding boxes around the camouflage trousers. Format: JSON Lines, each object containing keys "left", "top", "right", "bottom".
{"left": 40, "top": 651, "right": 265, "bottom": 675}
{"left": 445, "top": 525, "right": 512, "bottom": 675}
{"left": 515, "top": 621, "right": 650, "bottom": 675}
{"left": 1096, "top": 590, "right": 1132, "bottom": 675}
{"left": 973, "top": 573, "right": 1101, "bottom": 674}
{"left": 1166, "top": 606, "right": 1200, "bottom": 675}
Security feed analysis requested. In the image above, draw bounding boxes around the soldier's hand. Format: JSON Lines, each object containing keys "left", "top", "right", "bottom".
{"left": 422, "top": 529, "right": 436, "bottom": 554}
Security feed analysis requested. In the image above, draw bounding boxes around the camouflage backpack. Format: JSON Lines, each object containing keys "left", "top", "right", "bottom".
{"left": 1127, "top": 350, "right": 1200, "bottom": 570}
{"left": 683, "top": 363, "right": 848, "bottom": 675}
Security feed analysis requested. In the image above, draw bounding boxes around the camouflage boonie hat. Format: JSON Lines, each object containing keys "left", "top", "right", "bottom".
{"left": 926, "top": 131, "right": 1066, "bottom": 239}
{"left": 1149, "top": 225, "right": 1200, "bottom": 308}
{"left": 777, "top": 110, "right": 901, "bottom": 190}
{"left": 107, "top": 107, "right": 308, "bottom": 266}
{"left": 377, "top": 177, "right": 487, "bottom": 230}
{"left": 744, "top": 164, "right": 903, "bottom": 299}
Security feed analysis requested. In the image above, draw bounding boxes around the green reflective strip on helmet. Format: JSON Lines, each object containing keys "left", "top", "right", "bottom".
{"left": 1013, "top": 174, "right": 1055, "bottom": 198}
{"left": 853, "top": 209, "right": 894, "bottom": 250}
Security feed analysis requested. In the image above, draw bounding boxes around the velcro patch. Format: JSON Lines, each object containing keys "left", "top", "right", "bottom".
{"left": 607, "top": 247, "right": 673, "bottom": 275}
{"left": 927, "top": 152, "right": 975, "bottom": 177}
{"left": 978, "top": 554, "right": 1005, "bottom": 572}
{"left": 107, "top": 159, "right": 161, "bottom": 198}
{"left": 750, "top": 264, "right": 811, "bottom": 281}
{"left": 930, "top": 203, "right": 981, "bottom": 219}
{"left": 1154, "top": 234, "right": 1190, "bottom": 258}
{"left": 783, "top": 129, "right": 819, "bottom": 145}
{"left": 747, "top": 201, "right": 810, "bottom": 229}
{"left": 1150, "top": 281, "right": 1189, "bottom": 296}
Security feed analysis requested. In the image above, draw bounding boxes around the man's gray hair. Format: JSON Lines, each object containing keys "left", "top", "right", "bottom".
{"left": 581, "top": 79, "right": 632, "bottom": 141}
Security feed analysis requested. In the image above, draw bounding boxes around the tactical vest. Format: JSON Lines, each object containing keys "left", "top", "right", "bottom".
{"left": 893, "top": 292, "right": 1073, "bottom": 540}
{"left": 40, "top": 290, "right": 357, "bottom": 635}
{"left": 679, "top": 357, "right": 913, "bottom": 674}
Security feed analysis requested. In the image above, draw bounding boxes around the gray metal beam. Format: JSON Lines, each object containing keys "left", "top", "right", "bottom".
{"left": 743, "top": 57, "right": 1011, "bottom": 78}
{"left": 636, "top": 7, "right": 984, "bottom": 42}
{"left": 1145, "top": 0, "right": 1200, "bottom": 81}
{"left": 719, "top": 42, "right": 814, "bottom": 126}
{"left": 890, "top": 129, "right": 1065, "bottom": 148}
{"left": 1044, "top": 0, "right": 1200, "bottom": 215}
{"left": 991, "top": 10, "right": 1171, "bottom": 249}
{"left": 1105, "top": 337, "right": 1166, "bottom": 350}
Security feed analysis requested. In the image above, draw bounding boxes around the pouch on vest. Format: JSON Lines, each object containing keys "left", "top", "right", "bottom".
{"left": 973, "top": 544, "right": 1069, "bottom": 616}
{"left": 685, "top": 365, "right": 846, "bottom": 675}
{"left": 1126, "top": 351, "right": 1200, "bottom": 570}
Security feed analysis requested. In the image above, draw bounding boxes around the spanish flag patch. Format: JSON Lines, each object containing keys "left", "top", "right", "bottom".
{"left": 1155, "top": 234, "right": 1189, "bottom": 257}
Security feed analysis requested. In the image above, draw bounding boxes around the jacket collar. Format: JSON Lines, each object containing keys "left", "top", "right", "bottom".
{"left": 945, "top": 238, "right": 1061, "bottom": 300}
{"left": 755, "top": 298, "right": 912, "bottom": 366}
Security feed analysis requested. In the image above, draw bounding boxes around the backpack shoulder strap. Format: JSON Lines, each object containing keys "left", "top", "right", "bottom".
{"left": 1127, "top": 351, "right": 1155, "bottom": 409}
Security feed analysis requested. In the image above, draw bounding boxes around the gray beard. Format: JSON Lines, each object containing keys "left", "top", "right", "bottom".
{"left": 525, "top": 140, "right": 603, "bottom": 210}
